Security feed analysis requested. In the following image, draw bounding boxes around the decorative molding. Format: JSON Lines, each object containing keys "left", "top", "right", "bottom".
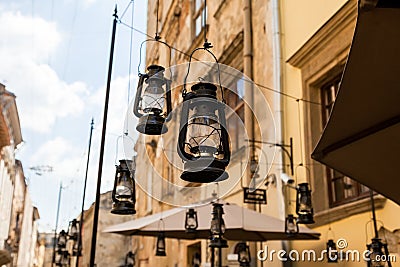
{"left": 311, "top": 195, "right": 386, "bottom": 228}
{"left": 287, "top": 0, "right": 357, "bottom": 68}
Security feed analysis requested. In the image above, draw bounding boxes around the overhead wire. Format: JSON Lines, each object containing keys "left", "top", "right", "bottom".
{"left": 117, "top": 20, "right": 322, "bottom": 106}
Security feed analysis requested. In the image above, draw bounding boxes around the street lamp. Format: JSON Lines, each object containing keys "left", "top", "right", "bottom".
{"left": 296, "top": 183, "right": 314, "bottom": 224}
{"left": 285, "top": 214, "right": 299, "bottom": 237}
{"left": 327, "top": 239, "right": 338, "bottom": 263}
{"left": 133, "top": 65, "right": 172, "bottom": 135}
{"left": 178, "top": 82, "right": 231, "bottom": 183}
{"left": 68, "top": 219, "right": 79, "bottom": 241}
{"left": 155, "top": 231, "right": 166, "bottom": 257}
{"left": 235, "top": 242, "right": 251, "bottom": 267}
{"left": 209, "top": 203, "right": 228, "bottom": 248}
{"left": 185, "top": 208, "right": 198, "bottom": 233}
{"left": 111, "top": 159, "right": 136, "bottom": 215}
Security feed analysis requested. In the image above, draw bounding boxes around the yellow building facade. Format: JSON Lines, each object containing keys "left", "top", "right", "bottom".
{"left": 131, "top": 0, "right": 400, "bottom": 267}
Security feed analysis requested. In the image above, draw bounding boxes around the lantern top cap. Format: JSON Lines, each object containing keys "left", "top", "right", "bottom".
{"left": 119, "top": 159, "right": 133, "bottom": 167}
{"left": 147, "top": 64, "right": 165, "bottom": 72}
{"left": 191, "top": 82, "right": 218, "bottom": 98}
{"left": 287, "top": 214, "right": 295, "bottom": 219}
{"left": 298, "top": 182, "right": 310, "bottom": 190}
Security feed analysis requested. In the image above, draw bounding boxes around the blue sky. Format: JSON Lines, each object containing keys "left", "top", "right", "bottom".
{"left": 0, "top": 0, "right": 147, "bottom": 232}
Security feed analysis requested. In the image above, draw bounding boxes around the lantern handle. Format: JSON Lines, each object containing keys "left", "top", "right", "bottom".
{"left": 182, "top": 46, "right": 225, "bottom": 103}
{"left": 137, "top": 38, "right": 173, "bottom": 79}
{"left": 294, "top": 163, "right": 312, "bottom": 188}
{"left": 114, "top": 133, "right": 136, "bottom": 165}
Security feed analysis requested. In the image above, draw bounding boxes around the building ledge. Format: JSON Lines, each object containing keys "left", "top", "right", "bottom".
{"left": 311, "top": 195, "right": 386, "bottom": 228}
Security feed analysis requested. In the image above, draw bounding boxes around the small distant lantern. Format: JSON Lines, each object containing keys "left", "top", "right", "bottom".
{"left": 61, "top": 250, "right": 70, "bottom": 266}
{"left": 68, "top": 219, "right": 79, "bottom": 241}
{"left": 72, "top": 242, "right": 82, "bottom": 257}
{"left": 185, "top": 208, "right": 198, "bottom": 233}
{"left": 57, "top": 230, "right": 67, "bottom": 248}
{"left": 366, "top": 238, "right": 391, "bottom": 267}
{"left": 111, "top": 159, "right": 136, "bottom": 215}
{"left": 285, "top": 214, "right": 299, "bottom": 236}
{"left": 55, "top": 250, "right": 70, "bottom": 266}
{"left": 327, "top": 239, "right": 338, "bottom": 263}
{"left": 178, "top": 82, "right": 231, "bottom": 183}
{"left": 296, "top": 183, "right": 314, "bottom": 224}
{"left": 133, "top": 65, "right": 172, "bottom": 135}
{"left": 55, "top": 249, "right": 62, "bottom": 266}
{"left": 235, "top": 242, "right": 251, "bottom": 267}
{"left": 155, "top": 231, "right": 167, "bottom": 256}
{"left": 121, "top": 251, "right": 135, "bottom": 267}
{"left": 209, "top": 203, "right": 228, "bottom": 248}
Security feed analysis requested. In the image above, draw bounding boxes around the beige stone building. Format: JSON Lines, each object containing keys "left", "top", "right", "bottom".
{"left": 125, "top": 0, "right": 400, "bottom": 267}
{"left": 0, "top": 83, "right": 42, "bottom": 267}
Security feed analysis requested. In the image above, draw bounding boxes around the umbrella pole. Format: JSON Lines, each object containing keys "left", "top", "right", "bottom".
{"left": 218, "top": 248, "right": 222, "bottom": 267}
{"left": 211, "top": 247, "right": 215, "bottom": 267}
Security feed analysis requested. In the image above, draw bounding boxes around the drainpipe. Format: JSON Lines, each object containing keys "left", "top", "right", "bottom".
{"left": 243, "top": 1, "right": 257, "bottom": 266}
{"left": 271, "top": 0, "right": 293, "bottom": 266}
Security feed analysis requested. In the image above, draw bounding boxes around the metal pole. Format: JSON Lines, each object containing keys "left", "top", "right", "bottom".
{"left": 76, "top": 119, "right": 94, "bottom": 267}
{"left": 369, "top": 190, "right": 379, "bottom": 238}
{"left": 211, "top": 247, "right": 215, "bottom": 267}
{"left": 89, "top": 7, "right": 118, "bottom": 267}
{"left": 52, "top": 182, "right": 63, "bottom": 266}
{"left": 218, "top": 247, "right": 222, "bottom": 267}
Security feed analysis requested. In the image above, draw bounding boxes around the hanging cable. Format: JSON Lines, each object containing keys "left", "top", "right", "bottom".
{"left": 118, "top": 22, "right": 321, "bottom": 105}
{"left": 155, "top": 0, "right": 161, "bottom": 40}
{"left": 124, "top": 0, "right": 135, "bottom": 135}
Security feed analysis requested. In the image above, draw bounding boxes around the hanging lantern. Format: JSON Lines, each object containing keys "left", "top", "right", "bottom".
{"left": 326, "top": 239, "right": 338, "bottom": 263}
{"left": 61, "top": 250, "right": 70, "bottom": 266}
{"left": 57, "top": 230, "right": 67, "bottom": 248}
{"left": 133, "top": 65, "right": 172, "bottom": 135}
{"left": 296, "top": 183, "right": 314, "bottom": 224}
{"left": 185, "top": 208, "right": 198, "bottom": 233}
{"left": 178, "top": 82, "right": 231, "bottom": 183}
{"left": 285, "top": 214, "right": 299, "bottom": 236}
{"left": 111, "top": 159, "right": 136, "bottom": 215}
{"left": 121, "top": 251, "right": 135, "bottom": 267}
{"left": 72, "top": 242, "right": 82, "bottom": 257}
{"left": 55, "top": 249, "right": 63, "bottom": 266}
{"left": 366, "top": 238, "right": 391, "bottom": 267}
{"left": 67, "top": 219, "right": 79, "bottom": 241}
{"left": 209, "top": 203, "right": 228, "bottom": 248}
{"left": 155, "top": 231, "right": 167, "bottom": 256}
{"left": 235, "top": 242, "right": 251, "bottom": 267}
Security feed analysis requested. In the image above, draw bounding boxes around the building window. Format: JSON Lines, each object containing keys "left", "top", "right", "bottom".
{"left": 192, "top": 0, "right": 207, "bottom": 38}
{"left": 225, "top": 76, "right": 245, "bottom": 153}
{"left": 321, "top": 78, "right": 369, "bottom": 207}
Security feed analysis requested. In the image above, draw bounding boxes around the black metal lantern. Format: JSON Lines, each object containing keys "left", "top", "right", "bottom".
{"left": 57, "top": 230, "right": 67, "bottom": 248}
{"left": 285, "top": 214, "right": 299, "bottom": 237}
{"left": 235, "top": 242, "right": 251, "bottom": 267}
{"left": 111, "top": 159, "right": 136, "bottom": 215}
{"left": 296, "top": 183, "right": 314, "bottom": 224}
{"left": 209, "top": 203, "right": 228, "bottom": 248}
{"left": 67, "top": 219, "right": 79, "bottom": 241}
{"left": 55, "top": 250, "right": 70, "bottom": 266}
{"left": 72, "top": 242, "right": 82, "bottom": 257}
{"left": 366, "top": 238, "right": 391, "bottom": 267}
{"left": 178, "top": 82, "right": 231, "bottom": 183}
{"left": 327, "top": 239, "right": 338, "bottom": 263}
{"left": 133, "top": 65, "right": 172, "bottom": 135}
{"left": 155, "top": 231, "right": 167, "bottom": 256}
{"left": 120, "top": 251, "right": 135, "bottom": 267}
{"left": 185, "top": 208, "right": 198, "bottom": 233}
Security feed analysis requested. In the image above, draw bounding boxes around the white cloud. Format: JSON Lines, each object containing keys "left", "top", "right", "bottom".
{"left": 0, "top": 11, "right": 89, "bottom": 133}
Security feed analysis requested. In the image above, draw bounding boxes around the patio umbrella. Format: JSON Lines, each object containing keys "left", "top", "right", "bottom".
{"left": 104, "top": 201, "right": 320, "bottom": 241}
{"left": 312, "top": 1, "right": 400, "bottom": 204}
